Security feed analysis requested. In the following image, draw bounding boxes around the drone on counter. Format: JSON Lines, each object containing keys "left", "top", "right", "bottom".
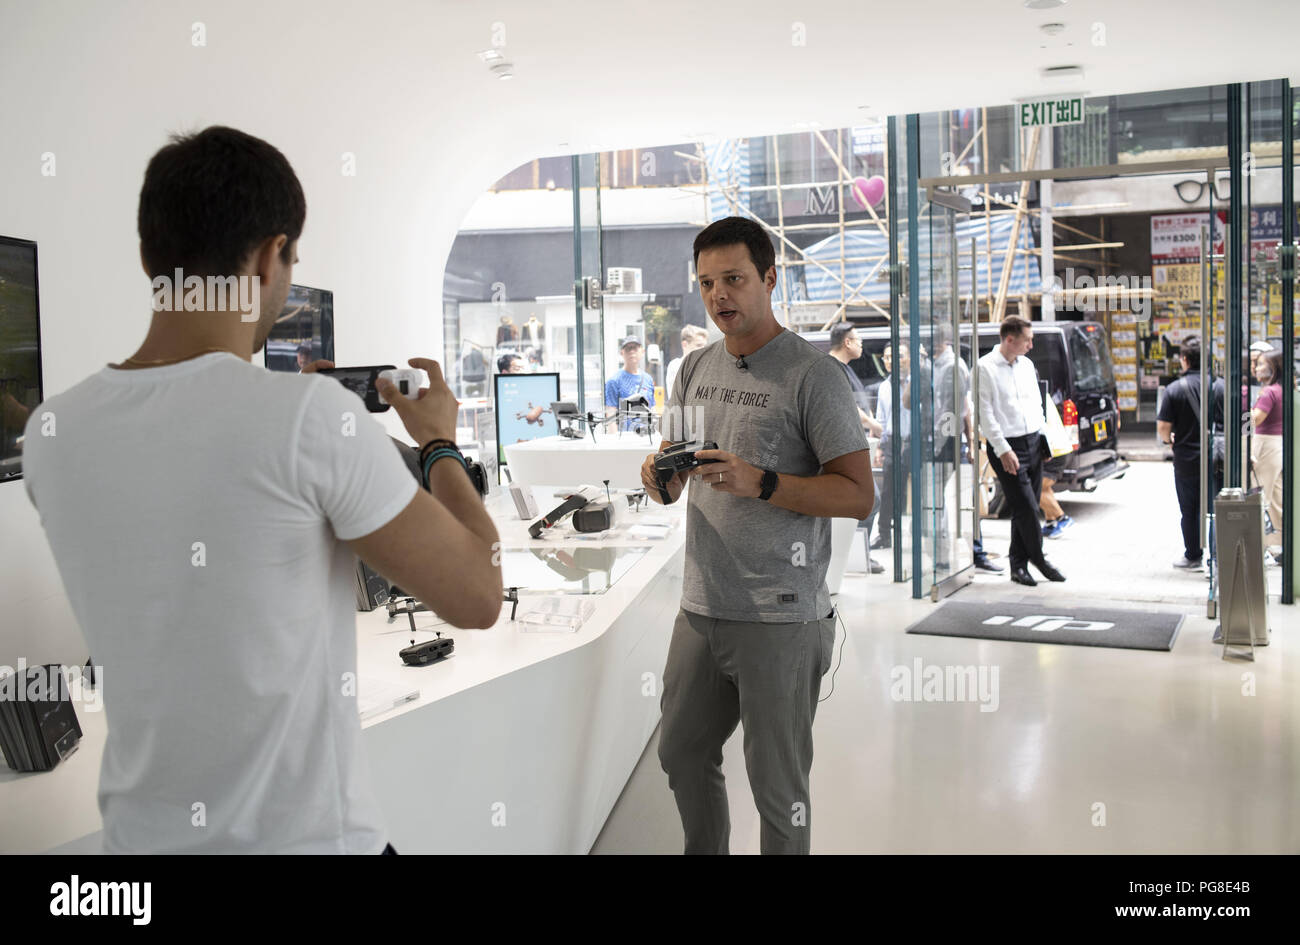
{"left": 549, "top": 397, "right": 657, "bottom": 442}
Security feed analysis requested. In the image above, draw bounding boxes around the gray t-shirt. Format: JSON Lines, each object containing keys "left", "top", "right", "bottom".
{"left": 664, "top": 329, "right": 868, "bottom": 623}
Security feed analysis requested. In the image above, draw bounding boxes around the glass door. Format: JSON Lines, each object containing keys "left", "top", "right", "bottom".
{"left": 917, "top": 191, "right": 977, "bottom": 598}
{"left": 892, "top": 113, "right": 977, "bottom": 597}
{"left": 571, "top": 153, "right": 606, "bottom": 412}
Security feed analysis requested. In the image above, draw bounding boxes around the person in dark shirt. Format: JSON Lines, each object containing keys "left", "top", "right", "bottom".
{"left": 830, "top": 323, "right": 884, "bottom": 573}
{"left": 1156, "top": 335, "right": 1213, "bottom": 570}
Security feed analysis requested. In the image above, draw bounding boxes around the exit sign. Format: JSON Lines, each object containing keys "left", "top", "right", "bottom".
{"left": 1018, "top": 97, "right": 1085, "bottom": 128}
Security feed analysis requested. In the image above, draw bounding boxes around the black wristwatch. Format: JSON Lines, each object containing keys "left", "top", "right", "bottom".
{"left": 758, "top": 468, "right": 779, "bottom": 501}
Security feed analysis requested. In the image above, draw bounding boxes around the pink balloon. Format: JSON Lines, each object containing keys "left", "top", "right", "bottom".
{"left": 851, "top": 175, "right": 886, "bottom": 210}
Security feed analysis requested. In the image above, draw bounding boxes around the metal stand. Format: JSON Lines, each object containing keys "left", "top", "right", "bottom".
{"left": 1212, "top": 489, "right": 1270, "bottom": 660}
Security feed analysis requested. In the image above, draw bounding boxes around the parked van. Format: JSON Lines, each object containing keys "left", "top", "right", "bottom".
{"left": 803, "top": 319, "right": 1128, "bottom": 495}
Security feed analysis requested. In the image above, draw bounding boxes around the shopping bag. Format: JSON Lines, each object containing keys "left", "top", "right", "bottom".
{"left": 1043, "top": 395, "right": 1073, "bottom": 458}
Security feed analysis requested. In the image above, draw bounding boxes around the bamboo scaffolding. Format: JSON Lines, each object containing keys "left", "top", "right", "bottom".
{"left": 992, "top": 125, "right": 1041, "bottom": 322}
{"left": 772, "top": 135, "right": 789, "bottom": 324}
{"left": 982, "top": 107, "right": 993, "bottom": 320}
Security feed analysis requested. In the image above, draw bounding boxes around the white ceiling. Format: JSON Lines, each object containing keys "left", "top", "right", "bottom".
{"left": 475, "top": 0, "right": 1300, "bottom": 157}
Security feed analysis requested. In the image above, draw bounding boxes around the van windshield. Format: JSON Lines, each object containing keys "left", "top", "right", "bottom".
{"left": 1068, "top": 324, "right": 1115, "bottom": 393}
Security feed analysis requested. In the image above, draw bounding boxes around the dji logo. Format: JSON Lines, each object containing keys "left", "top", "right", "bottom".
{"left": 983, "top": 614, "right": 1115, "bottom": 633}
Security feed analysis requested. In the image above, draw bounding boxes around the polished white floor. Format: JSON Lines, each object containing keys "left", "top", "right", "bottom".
{"left": 593, "top": 462, "right": 1298, "bottom": 853}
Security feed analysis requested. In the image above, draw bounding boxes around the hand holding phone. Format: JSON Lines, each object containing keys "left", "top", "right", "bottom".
{"left": 318, "top": 365, "right": 397, "bottom": 413}
{"left": 378, "top": 359, "right": 459, "bottom": 446}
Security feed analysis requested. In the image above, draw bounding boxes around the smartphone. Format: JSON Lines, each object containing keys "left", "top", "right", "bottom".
{"left": 318, "top": 365, "right": 397, "bottom": 413}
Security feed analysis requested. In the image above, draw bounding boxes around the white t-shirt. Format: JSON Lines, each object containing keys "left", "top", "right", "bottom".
{"left": 664, "top": 356, "right": 686, "bottom": 405}
{"left": 22, "top": 353, "right": 418, "bottom": 853}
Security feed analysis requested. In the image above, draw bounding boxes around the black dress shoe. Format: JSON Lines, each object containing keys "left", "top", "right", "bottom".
{"left": 974, "top": 556, "right": 1004, "bottom": 573}
{"left": 867, "top": 556, "right": 885, "bottom": 574}
{"left": 1010, "top": 567, "right": 1037, "bottom": 587}
{"left": 1035, "top": 560, "right": 1066, "bottom": 582}
{"left": 870, "top": 535, "right": 891, "bottom": 550}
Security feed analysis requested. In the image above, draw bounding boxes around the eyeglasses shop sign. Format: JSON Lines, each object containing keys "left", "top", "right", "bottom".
{"left": 1018, "top": 97, "right": 1084, "bottom": 129}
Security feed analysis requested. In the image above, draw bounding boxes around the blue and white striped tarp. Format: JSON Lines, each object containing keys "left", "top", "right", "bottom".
{"left": 780, "top": 212, "right": 1039, "bottom": 305}
{"left": 704, "top": 139, "right": 750, "bottom": 222}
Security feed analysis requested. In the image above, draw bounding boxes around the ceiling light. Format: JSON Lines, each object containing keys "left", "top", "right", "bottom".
{"left": 476, "top": 49, "right": 503, "bottom": 62}
{"left": 1039, "top": 22, "right": 1066, "bottom": 36}
{"left": 1040, "top": 64, "right": 1084, "bottom": 81}
{"left": 1023, "top": 0, "right": 1067, "bottom": 9}
{"left": 490, "top": 62, "right": 514, "bottom": 80}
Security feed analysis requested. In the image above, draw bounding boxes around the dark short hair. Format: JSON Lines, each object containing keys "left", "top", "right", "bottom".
{"left": 692, "top": 216, "right": 775, "bottom": 278}
{"left": 497, "top": 354, "right": 519, "bottom": 372}
{"left": 1181, "top": 335, "right": 1201, "bottom": 370}
{"left": 830, "top": 322, "right": 857, "bottom": 350}
{"left": 138, "top": 126, "right": 306, "bottom": 279}
{"left": 1000, "top": 316, "right": 1032, "bottom": 340}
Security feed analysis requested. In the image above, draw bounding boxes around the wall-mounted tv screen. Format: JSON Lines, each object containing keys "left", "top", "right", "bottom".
{"left": 494, "top": 371, "right": 560, "bottom": 472}
{"left": 0, "top": 236, "right": 43, "bottom": 483}
{"left": 264, "top": 284, "right": 333, "bottom": 373}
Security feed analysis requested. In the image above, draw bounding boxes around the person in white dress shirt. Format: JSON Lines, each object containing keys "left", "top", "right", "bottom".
{"left": 665, "top": 325, "right": 708, "bottom": 401}
{"left": 976, "top": 316, "right": 1066, "bottom": 587}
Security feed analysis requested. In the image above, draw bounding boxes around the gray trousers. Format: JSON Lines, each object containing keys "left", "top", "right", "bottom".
{"left": 657, "top": 606, "right": 836, "bottom": 855}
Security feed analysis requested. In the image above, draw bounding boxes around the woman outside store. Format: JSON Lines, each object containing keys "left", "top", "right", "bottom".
{"left": 1250, "top": 350, "right": 1285, "bottom": 566}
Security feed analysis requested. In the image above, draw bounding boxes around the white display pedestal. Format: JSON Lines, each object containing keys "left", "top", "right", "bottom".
{"left": 826, "top": 517, "right": 861, "bottom": 596}
{"left": 504, "top": 432, "right": 660, "bottom": 490}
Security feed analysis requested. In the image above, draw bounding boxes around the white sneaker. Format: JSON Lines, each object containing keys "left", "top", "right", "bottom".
{"left": 1172, "top": 556, "right": 1203, "bottom": 570}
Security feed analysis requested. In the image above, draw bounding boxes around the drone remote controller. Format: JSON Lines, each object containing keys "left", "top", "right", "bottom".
{"left": 653, "top": 440, "right": 719, "bottom": 503}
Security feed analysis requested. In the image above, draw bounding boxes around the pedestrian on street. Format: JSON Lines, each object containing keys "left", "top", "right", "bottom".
{"left": 976, "top": 316, "right": 1066, "bottom": 587}
{"left": 1156, "top": 335, "right": 1211, "bottom": 570}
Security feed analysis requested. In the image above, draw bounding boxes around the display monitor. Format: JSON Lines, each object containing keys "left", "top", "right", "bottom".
{"left": 264, "top": 284, "right": 334, "bottom": 373}
{"left": 494, "top": 372, "right": 561, "bottom": 473}
{"left": 0, "top": 236, "right": 43, "bottom": 483}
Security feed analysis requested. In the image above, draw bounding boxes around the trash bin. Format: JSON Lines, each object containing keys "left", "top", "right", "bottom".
{"left": 1214, "top": 488, "right": 1269, "bottom": 650}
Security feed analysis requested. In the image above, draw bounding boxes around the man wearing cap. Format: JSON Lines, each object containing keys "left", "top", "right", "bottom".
{"left": 605, "top": 336, "right": 655, "bottom": 430}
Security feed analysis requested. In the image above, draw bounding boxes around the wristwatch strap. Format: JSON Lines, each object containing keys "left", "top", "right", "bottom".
{"left": 758, "top": 468, "right": 779, "bottom": 501}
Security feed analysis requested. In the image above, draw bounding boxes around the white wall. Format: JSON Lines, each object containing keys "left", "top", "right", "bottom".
{"left": 0, "top": 0, "right": 552, "bottom": 665}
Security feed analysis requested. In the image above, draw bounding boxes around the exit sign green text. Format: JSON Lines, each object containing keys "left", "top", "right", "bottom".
{"left": 1018, "top": 97, "right": 1084, "bottom": 128}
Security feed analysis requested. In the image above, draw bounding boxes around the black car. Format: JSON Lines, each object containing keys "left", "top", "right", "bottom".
{"left": 804, "top": 320, "right": 1128, "bottom": 500}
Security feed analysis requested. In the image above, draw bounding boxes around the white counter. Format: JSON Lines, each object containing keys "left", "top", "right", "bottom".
{"left": 504, "top": 432, "right": 661, "bottom": 490}
{"left": 0, "top": 490, "right": 685, "bottom": 854}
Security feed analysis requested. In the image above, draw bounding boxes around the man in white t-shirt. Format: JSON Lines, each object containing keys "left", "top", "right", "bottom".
{"left": 21, "top": 126, "right": 503, "bottom": 853}
{"left": 664, "top": 324, "right": 708, "bottom": 402}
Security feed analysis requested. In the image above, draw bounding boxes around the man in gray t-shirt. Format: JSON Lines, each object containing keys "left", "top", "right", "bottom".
{"left": 640, "top": 217, "right": 873, "bottom": 855}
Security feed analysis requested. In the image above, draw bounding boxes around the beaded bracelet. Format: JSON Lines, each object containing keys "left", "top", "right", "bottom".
{"left": 418, "top": 437, "right": 459, "bottom": 460}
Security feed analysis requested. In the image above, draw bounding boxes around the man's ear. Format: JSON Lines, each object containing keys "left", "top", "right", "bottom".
{"left": 253, "top": 234, "right": 288, "bottom": 279}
